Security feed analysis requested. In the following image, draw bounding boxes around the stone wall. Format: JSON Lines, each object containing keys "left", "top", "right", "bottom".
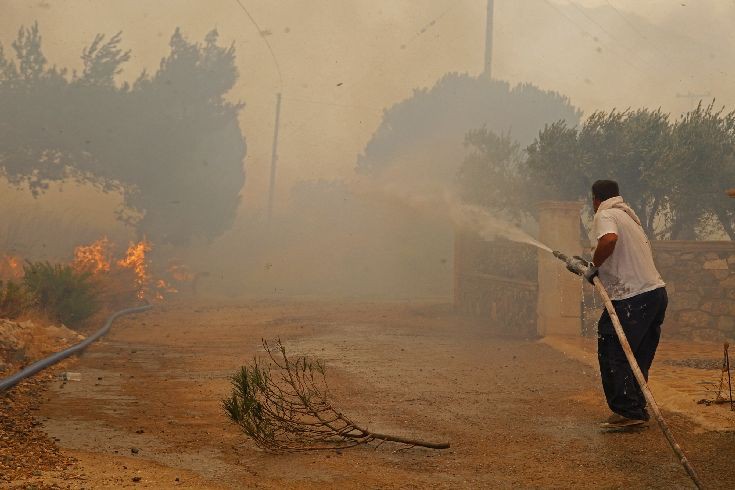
{"left": 454, "top": 231, "right": 538, "bottom": 338}
{"left": 652, "top": 241, "right": 735, "bottom": 342}
{"left": 455, "top": 227, "right": 735, "bottom": 341}
{"left": 581, "top": 241, "right": 735, "bottom": 341}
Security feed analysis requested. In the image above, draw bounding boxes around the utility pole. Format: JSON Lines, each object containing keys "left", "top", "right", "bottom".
{"left": 267, "top": 92, "right": 282, "bottom": 221}
{"left": 484, "top": 0, "right": 494, "bottom": 78}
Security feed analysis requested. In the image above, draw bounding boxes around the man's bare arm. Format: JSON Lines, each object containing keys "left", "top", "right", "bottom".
{"left": 593, "top": 233, "right": 618, "bottom": 267}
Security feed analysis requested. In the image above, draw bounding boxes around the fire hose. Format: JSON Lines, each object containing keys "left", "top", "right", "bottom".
{"left": 0, "top": 304, "right": 152, "bottom": 393}
{"left": 553, "top": 251, "right": 705, "bottom": 489}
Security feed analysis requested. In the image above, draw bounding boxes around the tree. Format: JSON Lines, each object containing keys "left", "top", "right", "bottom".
{"left": 357, "top": 73, "right": 580, "bottom": 184}
{"left": 519, "top": 105, "right": 735, "bottom": 240}
{"left": 0, "top": 24, "right": 246, "bottom": 245}
{"left": 525, "top": 109, "right": 673, "bottom": 237}
{"left": 665, "top": 102, "right": 735, "bottom": 240}
{"left": 457, "top": 128, "right": 526, "bottom": 220}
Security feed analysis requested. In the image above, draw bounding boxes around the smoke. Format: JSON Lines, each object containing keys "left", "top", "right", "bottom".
{"left": 447, "top": 200, "right": 551, "bottom": 253}
{"left": 354, "top": 169, "right": 550, "bottom": 255}
{"left": 1, "top": 1, "right": 729, "bottom": 300}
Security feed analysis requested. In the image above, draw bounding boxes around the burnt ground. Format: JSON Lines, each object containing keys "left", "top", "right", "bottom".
{"left": 5, "top": 300, "right": 735, "bottom": 488}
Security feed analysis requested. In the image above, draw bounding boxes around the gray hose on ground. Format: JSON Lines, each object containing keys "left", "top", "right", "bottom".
{"left": 0, "top": 304, "right": 152, "bottom": 393}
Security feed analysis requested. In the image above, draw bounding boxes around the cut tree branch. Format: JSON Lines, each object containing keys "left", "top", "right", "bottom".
{"left": 222, "top": 338, "right": 450, "bottom": 452}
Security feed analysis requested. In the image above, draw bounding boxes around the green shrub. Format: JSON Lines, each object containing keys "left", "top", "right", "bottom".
{"left": 0, "top": 280, "right": 31, "bottom": 319}
{"left": 22, "top": 261, "right": 99, "bottom": 325}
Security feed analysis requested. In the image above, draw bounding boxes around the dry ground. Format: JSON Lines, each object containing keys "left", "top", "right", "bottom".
{"left": 6, "top": 300, "right": 735, "bottom": 488}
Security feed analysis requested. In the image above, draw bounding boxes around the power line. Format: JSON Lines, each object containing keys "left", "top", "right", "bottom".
{"left": 603, "top": 0, "right": 680, "bottom": 66}
{"left": 604, "top": 0, "right": 648, "bottom": 40}
{"left": 569, "top": 1, "right": 659, "bottom": 70}
{"left": 232, "top": 0, "right": 283, "bottom": 88}
{"left": 541, "top": 0, "right": 647, "bottom": 76}
{"left": 350, "top": 0, "right": 463, "bottom": 92}
{"left": 569, "top": 2, "right": 617, "bottom": 41}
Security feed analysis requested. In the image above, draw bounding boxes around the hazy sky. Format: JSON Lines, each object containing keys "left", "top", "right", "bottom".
{"left": 1, "top": 0, "right": 733, "bottom": 216}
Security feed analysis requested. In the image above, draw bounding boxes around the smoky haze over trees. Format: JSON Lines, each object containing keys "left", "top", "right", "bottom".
{"left": 357, "top": 74, "right": 581, "bottom": 183}
{"left": 229, "top": 75, "right": 582, "bottom": 298}
{"left": 460, "top": 103, "right": 735, "bottom": 241}
{"left": 0, "top": 23, "right": 246, "bottom": 245}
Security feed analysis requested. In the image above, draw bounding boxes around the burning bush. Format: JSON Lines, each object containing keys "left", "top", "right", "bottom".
{"left": 73, "top": 237, "right": 113, "bottom": 275}
{"left": 0, "top": 237, "right": 188, "bottom": 325}
{"left": 22, "top": 261, "right": 99, "bottom": 325}
{"left": 72, "top": 237, "right": 182, "bottom": 303}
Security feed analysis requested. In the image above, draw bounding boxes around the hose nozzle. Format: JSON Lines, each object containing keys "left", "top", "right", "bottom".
{"left": 552, "top": 250, "right": 590, "bottom": 276}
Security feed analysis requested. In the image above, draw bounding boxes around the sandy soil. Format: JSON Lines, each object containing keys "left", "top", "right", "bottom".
{"left": 8, "top": 300, "right": 735, "bottom": 488}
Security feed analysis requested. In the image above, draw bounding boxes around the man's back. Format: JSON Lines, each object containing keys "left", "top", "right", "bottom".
{"left": 593, "top": 207, "right": 665, "bottom": 300}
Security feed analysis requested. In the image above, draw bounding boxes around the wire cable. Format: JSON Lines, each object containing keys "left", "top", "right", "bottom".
{"left": 232, "top": 0, "right": 283, "bottom": 88}
{"left": 541, "top": 0, "right": 647, "bottom": 75}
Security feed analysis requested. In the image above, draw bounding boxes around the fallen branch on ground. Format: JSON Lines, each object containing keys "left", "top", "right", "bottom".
{"left": 222, "top": 339, "right": 450, "bottom": 452}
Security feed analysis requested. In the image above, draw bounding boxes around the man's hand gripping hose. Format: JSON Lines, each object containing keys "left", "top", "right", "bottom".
{"left": 553, "top": 250, "right": 705, "bottom": 489}
{"left": 552, "top": 251, "right": 598, "bottom": 283}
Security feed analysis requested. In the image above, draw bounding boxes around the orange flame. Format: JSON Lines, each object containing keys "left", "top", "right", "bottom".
{"left": 73, "top": 237, "right": 112, "bottom": 274}
{"left": 117, "top": 240, "right": 152, "bottom": 300}
{"left": 70, "top": 237, "right": 185, "bottom": 302}
{"left": 0, "top": 254, "right": 23, "bottom": 280}
{"left": 167, "top": 261, "right": 194, "bottom": 283}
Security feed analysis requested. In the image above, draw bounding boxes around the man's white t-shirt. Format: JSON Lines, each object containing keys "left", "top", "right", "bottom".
{"left": 592, "top": 207, "right": 665, "bottom": 301}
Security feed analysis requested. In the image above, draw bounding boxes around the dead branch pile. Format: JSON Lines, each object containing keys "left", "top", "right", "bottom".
{"left": 222, "top": 339, "right": 449, "bottom": 452}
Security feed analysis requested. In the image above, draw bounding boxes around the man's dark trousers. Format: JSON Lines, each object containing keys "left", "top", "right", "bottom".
{"left": 597, "top": 287, "right": 668, "bottom": 421}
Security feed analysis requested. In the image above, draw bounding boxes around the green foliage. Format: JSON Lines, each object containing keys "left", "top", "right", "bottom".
{"left": 0, "top": 23, "right": 246, "bottom": 245}
{"left": 525, "top": 108, "right": 674, "bottom": 236}
{"left": 664, "top": 103, "right": 735, "bottom": 239}
{"left": 0, "top": 280, "right": 31, "bottom": 319}
{"left": 222, "top": 364, "right": 275, "bottom": 447}
{"left": 22, "top": 261, "right": 99, "bottom": 325}
{"left": 463, "top": 104, "right": 735, "bottom": 240}
{"left": 223, "top": 340, "right": 351, "bottom": 452}
{"left": 457, "top": 129, "right": 527, "bottom": 219}
{"left": 79, "top": 32, "right": 131, "bottom": 86}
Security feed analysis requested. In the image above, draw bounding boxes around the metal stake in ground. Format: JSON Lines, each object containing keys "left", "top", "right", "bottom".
{"left": 553, "top": 251, "right": 705, "bottom": 489}
{"left": 725, "top": 343, "right": 733, "bottom": 411}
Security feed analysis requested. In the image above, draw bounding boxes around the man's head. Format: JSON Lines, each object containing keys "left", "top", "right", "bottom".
{"left": 591, "top": 180, "right": 620, "bottom": 212}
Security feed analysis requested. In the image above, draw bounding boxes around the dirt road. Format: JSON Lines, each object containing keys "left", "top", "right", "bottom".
{"left": 19, "top": 301, "right": 735, "bottom": 488}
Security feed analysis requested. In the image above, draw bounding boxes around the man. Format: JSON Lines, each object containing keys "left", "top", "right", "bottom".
{"left": 584, "top": 180, "right": 667, "bottom": 430}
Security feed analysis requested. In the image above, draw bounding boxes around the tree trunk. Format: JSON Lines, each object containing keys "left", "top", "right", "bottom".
{"left": 646, "top": 197, "right": 661, "bottom": 239}
{"left": 671, "top": 212, "right": 698, "bottom": 240}
{"left": 709, "top": 203, "right": 735, "bottom": 240}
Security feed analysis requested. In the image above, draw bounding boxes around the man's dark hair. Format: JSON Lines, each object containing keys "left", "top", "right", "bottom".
{"left": 592, "top": 180, "right": 620, "bottom": 201}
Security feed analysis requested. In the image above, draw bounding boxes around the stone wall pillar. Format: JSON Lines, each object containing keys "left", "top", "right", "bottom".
{"left": 537, "top": 201, "right": 584, "bottom": 336}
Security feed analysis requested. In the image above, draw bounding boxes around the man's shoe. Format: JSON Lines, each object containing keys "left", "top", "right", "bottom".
{"left": 599, "top": 413, "right": 647, "bottom": 430}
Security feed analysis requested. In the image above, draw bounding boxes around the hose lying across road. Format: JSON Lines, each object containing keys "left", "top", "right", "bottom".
{"left": 0, "top": 304, "right": 152, "bottom": 393}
